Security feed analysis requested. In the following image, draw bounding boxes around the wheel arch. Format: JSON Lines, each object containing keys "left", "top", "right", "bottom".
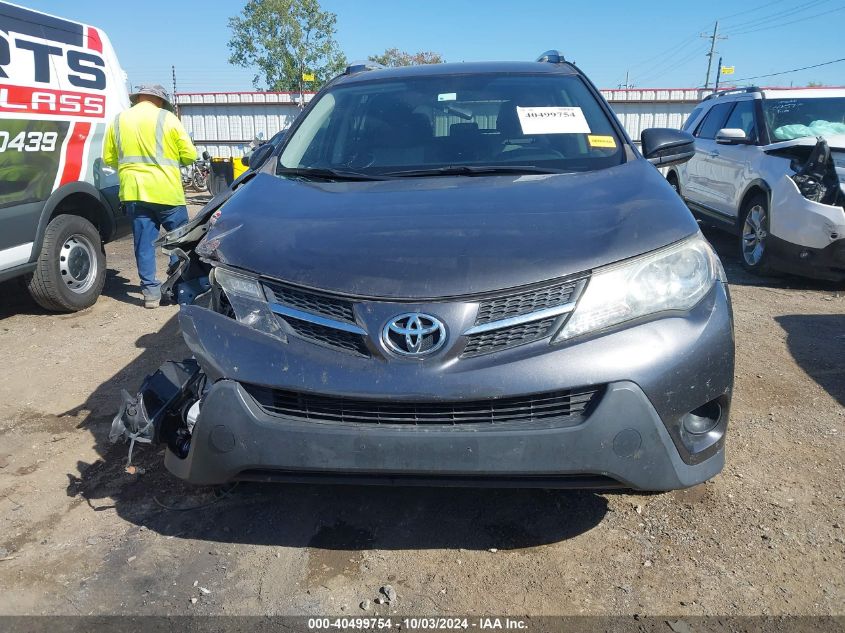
{"left": 737, "top": 179, "right": 772, "bottom": 228}
{"left": 30, "top": 182, "right": 117, "bottom": 265}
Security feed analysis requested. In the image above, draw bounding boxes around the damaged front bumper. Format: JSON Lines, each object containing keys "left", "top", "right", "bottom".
{"left": 112, "top": 280, "right": 734, "bottom": 491}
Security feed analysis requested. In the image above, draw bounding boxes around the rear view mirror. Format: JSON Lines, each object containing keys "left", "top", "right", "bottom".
{"left": 247, "top": 144, "right": 274, "bottom": 171}
{"left": 715, "top": 128, "right": 749, "bottom": 145}
{"left": 641, "top": 128, "right": 695, "bottom": 167}
{"left": 241, "top": 153, "right": 250, "bottom": 167}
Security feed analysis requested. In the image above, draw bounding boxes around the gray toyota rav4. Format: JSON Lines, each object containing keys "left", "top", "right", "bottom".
{"left": 111, "top": 53, "right": 735, "bottom": 491}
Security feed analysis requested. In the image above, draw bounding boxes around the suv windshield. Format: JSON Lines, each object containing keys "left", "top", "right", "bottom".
{"left": 764, "top": 97, "right": 845, "bottom": 141}
{"left": 278, "top": 73, "right": 624, "bottom": 176}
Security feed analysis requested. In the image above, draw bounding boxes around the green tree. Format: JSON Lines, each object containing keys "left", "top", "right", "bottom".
{"left": 368, "top": 48, "right": 445, "bottom": 67}
{"left": 228, "top": 0, "right": 347, "bottom": 92}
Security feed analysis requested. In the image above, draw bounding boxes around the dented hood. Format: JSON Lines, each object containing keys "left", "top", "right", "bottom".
{"left": 203, "top": 161, "right": 698, "bottom": 299}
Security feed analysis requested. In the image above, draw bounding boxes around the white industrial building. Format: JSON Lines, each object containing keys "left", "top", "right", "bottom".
{"left": 176, "top": 91, "right": 315, "bottom": 158}
{"left": 176, "top": 87, "right": 712, "bottom": 158}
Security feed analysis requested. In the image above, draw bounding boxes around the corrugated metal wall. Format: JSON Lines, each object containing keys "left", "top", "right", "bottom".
{"left": 601, "top": 88, "right": 712, "bottom": 143}
{"left": 176, "top": 92, "right": 315, "bottom": 158}
{"left": 177, "top": 88, "right": 712, "bottom": 157}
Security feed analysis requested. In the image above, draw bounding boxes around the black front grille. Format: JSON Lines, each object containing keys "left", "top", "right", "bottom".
{"left": 243, "top": 384, "right": 603, "bottom": 426}
{"left": 462, "top": 318, "right": 557, "bottom": 357}
{"left": 279, "top": 315, "right": 369, "bottom": 357}
{"left": 262, "top": 279, "right": 356, "bottom": 323}
{"left": 475, "top": 278, "right": 583, "bottom": 325}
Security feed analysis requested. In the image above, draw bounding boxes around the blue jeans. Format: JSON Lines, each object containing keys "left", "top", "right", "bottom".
{"left": 126, "top": 201, "right": 189, "bottom": 290}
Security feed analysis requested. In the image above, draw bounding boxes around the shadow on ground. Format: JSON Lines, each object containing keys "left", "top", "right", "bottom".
{"left": 700, "top": 225, "right": 845, "bottom": 291}
{"left": 0, "top": 268, "right": 140, "bottom": 319}
{"left": 775, "top": 313, "right": 845, "bottom": 407}
{"left": 64, "top": 314, "right": 609, "bottom": 551}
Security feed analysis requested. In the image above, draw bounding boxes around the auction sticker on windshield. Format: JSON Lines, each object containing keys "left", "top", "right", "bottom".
{"left": 517, "top": 106, "right": 591, "bottom": 134}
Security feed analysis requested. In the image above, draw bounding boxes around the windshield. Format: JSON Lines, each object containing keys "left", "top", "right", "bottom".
{"left": 764, "top": 97, "right": 845, "bottom": 141}
{"left": 278, "top": 73, "right": 624, "bottom": 176}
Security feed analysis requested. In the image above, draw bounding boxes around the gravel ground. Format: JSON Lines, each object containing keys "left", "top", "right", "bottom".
{"left": 0, "top": 200, "right": 842, "bottom": 617}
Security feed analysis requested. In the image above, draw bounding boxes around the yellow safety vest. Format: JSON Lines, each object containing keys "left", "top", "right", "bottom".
{"left": 103, "top": 101, "right": 197, "bottom": 206}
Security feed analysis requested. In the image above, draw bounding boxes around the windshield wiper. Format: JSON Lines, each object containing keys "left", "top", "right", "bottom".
{"left": 277, "top": 167, "right": 388, "bottom": 181}
{"left": 381, "top": 165, "right": 566, "bottom": 178}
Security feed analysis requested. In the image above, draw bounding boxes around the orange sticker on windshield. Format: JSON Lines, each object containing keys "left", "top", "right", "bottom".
{"left": 588, "top": 135, "right": 616, "bottom": 148}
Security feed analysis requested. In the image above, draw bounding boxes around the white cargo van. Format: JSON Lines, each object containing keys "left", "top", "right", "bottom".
{"left": 0, "top": 1, "right": 130, "bottom": 311}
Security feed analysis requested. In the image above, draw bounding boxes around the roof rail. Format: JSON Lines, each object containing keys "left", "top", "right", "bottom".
{"left": 344, "top": 61, "right": 384, "bottom": 76}
{"left": 704, "top": 86, "right": 761, "bottom": 100}
{"left": 536, "top": 50, "right": 565, "bottom": 64}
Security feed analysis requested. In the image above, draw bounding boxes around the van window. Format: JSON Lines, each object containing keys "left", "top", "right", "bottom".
{"left": 724, "top": 100, "right": 757, "bottom": 142}
{"left": 695, "top": 103, "right": 733, "bottom": 139}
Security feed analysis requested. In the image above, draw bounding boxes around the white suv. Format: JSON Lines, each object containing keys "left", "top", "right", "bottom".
{"left": 668, "top": 87, "right": 845, "bottom": 281}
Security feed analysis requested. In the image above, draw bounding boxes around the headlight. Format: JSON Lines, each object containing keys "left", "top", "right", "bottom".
{"left": 212, "top": 267, "right": 285, "bottom": 340}
{"left": 554, "top": 234, "right": 725, "bottom": 342}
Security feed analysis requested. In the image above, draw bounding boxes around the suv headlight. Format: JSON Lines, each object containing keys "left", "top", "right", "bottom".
{"left": 554, "top": 233, "right": 725, "bottom": 342}
{"left": 212, "top": 267, "right": 285, "bottom": 340}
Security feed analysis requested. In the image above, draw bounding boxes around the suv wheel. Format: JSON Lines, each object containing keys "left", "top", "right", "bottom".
{"left": 739, "top": 194, "right": 772, "bottom": 275}
{"left": 27, "top": 214, "right": 106, "bottom": 312}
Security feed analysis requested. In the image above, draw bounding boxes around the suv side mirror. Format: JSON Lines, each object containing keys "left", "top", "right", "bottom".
{"left": 641, "top": 128, "right": 695, "bottom": 167}
{"left": 715, "top": 128, "right": 749, "bottom": 145}
{"left": 247, "top": 143, "right": 274, "bottom": 171}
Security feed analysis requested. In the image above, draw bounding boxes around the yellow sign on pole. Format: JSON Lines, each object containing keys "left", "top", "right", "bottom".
{"left": 302, "top": 72, "right": 315, "bottom": 82}
{"left": 720, "top": 66, "right": 735, "bottom": 75}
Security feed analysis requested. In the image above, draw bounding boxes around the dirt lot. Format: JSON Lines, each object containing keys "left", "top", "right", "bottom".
{"left": 0, "top": 199, "right": 842, "bottom": 617}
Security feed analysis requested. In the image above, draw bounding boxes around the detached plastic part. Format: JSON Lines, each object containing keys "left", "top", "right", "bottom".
{"left": 110, "top": 360, "right": 205, "bottom": 466}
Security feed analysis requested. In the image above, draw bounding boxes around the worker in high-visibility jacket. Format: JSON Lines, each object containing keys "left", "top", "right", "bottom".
{"left": 103, "top": 84, "right": 197, "bottom": 308}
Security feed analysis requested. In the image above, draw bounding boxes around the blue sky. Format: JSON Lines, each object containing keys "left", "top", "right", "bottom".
{"left": 18, "top": 0, "right": 845, "bottom": 92}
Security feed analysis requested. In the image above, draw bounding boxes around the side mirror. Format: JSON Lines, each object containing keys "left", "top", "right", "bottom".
{"left": 641, "top": 128, "right": 695, "bottom": 167}
{"left": 247, "top": 143, "right": 273, "bottom": 170}
{"left": 715, "top": 128, "right": 749, "bottom": 145}
{"left": 202, "top": 150, "right": 211, "bottom": 160}
{"left": 241, "top": 153, "right": 250, "bottom": 167}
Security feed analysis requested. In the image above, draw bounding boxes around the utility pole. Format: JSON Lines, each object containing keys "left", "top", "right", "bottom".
{"left": 171, "top": 65, "right": 178, "bottom": 117}
{"left": 713, "top": 56, "right": 723, "bottom": 91}
{"left": 701, "top": 21, "right": 727, "bottom": 89}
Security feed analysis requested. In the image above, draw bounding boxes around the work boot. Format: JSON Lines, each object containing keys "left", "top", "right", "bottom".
{"left": 142, "top": 286, "right": 161, "bottom": 309}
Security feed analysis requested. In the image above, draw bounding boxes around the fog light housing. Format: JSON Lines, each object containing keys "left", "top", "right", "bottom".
{"left": 682, "top": 400, "right": 722, "bottom": 435}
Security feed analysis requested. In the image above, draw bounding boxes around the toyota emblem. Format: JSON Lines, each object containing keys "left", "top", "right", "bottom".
{"left": 382, "top": 313, "right": 446, "bottom": 357}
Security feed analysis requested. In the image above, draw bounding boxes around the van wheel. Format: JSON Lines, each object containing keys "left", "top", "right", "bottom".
{"left": 27, "top": 214, "right": 106, "bottom": 312}
{"left": 739, "top": 194, "right": 772, "bottom": 275}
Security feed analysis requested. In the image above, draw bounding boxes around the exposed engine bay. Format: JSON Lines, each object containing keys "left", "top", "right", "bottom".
{"left": 767, "top": 136, "right": 845, "bottom": 208}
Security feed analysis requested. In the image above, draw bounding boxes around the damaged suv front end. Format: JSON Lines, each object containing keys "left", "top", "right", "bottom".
{"left": 112, "top": 59, "right": 734, "bottom": 491}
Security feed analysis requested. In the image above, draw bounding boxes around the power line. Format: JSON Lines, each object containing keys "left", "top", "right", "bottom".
{"left": 632, "top": 43, "right": 711, "bottom": 86}
{"left": 726, "top": 4, "right": 845, "bottom": 35}
{"left": 716, "top": 0, "right": 792, "bottom": 22}
{"left": 730, "top": 56, "right": 845, "bottom": 82}
{"left": 720, "top": 0, "right": 832, "bottom": 33}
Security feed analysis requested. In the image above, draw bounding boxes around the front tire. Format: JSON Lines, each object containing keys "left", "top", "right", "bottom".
{"left": 27, "top": 214, "right": 106, "bottom": 312}
{"left": 739, "top": 194, "right": 773, "bottom": 275}
{"left": 192, "top": 170, "right": 208, "bottom": 192}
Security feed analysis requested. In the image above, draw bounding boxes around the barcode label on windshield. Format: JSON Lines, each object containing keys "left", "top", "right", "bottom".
{"left": 516, "top": 106, "right": 591, "bottom": 134}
